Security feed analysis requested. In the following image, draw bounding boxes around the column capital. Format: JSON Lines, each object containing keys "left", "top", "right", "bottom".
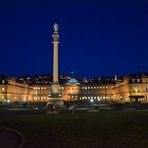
{"left": 52, "top": 34, "right": 59, "bottom": 42}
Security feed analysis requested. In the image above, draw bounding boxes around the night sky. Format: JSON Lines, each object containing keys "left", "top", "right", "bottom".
{"left": 0, "top": 0, "right": 148, "bottom": 78}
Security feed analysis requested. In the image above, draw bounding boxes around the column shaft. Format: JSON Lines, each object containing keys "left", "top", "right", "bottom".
{"left": 53, "top": 41, "right": 59, "bottom": 83}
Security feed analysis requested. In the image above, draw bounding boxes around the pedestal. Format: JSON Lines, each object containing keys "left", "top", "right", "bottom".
{"left": 48, "top": 82, "right": 64, "bottom": 106}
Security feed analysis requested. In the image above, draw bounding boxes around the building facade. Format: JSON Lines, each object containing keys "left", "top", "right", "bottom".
{"left": 113, "top": 73, "right": 148, "bottom": 103}
{"left": 0, "top": 77, "right": 33, "bottom": 103}
{"left": 1, "top": 73, "right": 148, "bottom": 104}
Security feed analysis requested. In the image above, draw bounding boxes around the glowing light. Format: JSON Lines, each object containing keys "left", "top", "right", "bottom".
{"left": 90, "top": 99, "right": 94, "bottom": 102}
{"left": 23, "top": 99, "right": 26, "bottom": 102}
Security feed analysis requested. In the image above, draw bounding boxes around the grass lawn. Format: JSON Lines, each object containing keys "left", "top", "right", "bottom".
{"left": 0, "top": 111, "right": 148, "bottom": 148}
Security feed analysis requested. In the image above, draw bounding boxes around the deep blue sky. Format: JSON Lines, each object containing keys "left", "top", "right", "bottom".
{"left": 0, "top": 0, "right": 148, "bottom": 77}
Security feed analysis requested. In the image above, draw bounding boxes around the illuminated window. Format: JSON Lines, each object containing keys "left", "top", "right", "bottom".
{"left": 137, "top": 79, "right": 140, "bottom": 83}
{"left": 2, "top": 88, "right": 5, "bottom": 91}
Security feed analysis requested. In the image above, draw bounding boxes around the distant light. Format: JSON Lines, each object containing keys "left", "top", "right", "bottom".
{"left": 69, "top": 106, "right": 74, "bottom": 110}
{"left": 90, "top": 99, "right": 94, "bottom": 103}
{"left": 7, "top": 100, "right": 10, "bottom": 103}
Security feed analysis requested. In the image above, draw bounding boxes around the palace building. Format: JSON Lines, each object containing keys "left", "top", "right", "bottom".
{"left": 0, "top": 75, "right": 33, "bottom": 103}
{"left": 1, "top": 73, "right": 148, "bottom": 104}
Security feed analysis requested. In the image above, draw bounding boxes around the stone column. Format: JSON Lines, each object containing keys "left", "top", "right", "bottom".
{"left": 52, "top": 23, "right": 59, "bottom": 83}
{"left": 48, "top": 23, "right": 63, "bottom": 106}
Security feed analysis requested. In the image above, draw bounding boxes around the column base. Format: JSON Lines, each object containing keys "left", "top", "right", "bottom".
{"left": 47, "top": 97, "right": 64, "bottom": 106}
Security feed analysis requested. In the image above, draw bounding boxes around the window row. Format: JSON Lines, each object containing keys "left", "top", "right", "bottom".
{"left": 82, "top": 86, "right": 109, "bottom": 90}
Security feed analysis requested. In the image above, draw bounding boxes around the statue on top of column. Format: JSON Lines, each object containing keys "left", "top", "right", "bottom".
{"left": 54, "top": 23, "right": 59, "bottom": 32}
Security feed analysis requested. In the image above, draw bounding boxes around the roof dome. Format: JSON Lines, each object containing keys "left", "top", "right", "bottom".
{"left": 65, "top": 78, "right": 80, "bottom": 85}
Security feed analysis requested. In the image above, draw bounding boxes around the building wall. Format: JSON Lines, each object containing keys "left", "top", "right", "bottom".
{"left": 1, "top": 74, "right": 148, "bottom": 104}
{"left": 32, "top": 85, "right": 50, "bottom": 102}
{"left": 62, "top": 84, "right": 80, "bottom": 101}
{"left": 0, "top": 79, "right": 33, "bottom": 103}
{"left": 113, "top": 77, "right": 148, "bottom": 103}
{"left": 112, "top": 78, "right": 130, "bottom": 102}
{"left": 62, "top": 76, "right": 148, "bottom": 103}
{"left": 80, "top": 84, "right": 114, "bottom": 102}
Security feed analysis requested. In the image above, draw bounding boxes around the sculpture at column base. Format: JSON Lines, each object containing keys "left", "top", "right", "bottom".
{"left": 47, "top": 82, "right": 64, "bottom": 107}
{"left": 47, "top": 98, "right": 64, "bottom": 106}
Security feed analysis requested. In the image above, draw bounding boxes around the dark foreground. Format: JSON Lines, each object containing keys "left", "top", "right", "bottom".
{"left": 0, "top": 127, "right": 23, "bottom": 148}
{"left": 0, "top": 110, "right": 148, "bottom": 148}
